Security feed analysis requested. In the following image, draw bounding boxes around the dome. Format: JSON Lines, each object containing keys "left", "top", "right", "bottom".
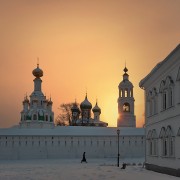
{"left": 32, "top": 64, "right": 43, "bottom": 78}
{"left": 119, "top": 79, "right": 133, "bottom": 88}
{"left": 80, "top": 95, "right": 92, "bottom": 109}
{"left": 48, "top": 98, "right": 53, "bottom": 105}
{"left": 92, "top": 102, "right": 101, "bottom": 113}
{"left": 23, "top": 96, "right": 29, "bottom": 104}
{"left": 71, "top": 102, "right": 80, "bottom": 113}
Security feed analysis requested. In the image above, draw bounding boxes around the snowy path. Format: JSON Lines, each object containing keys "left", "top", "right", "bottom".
{"left": 0, "top": 159, "right": 179, "bottom": 180}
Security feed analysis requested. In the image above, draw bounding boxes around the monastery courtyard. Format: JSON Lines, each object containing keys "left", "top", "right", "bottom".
{"left": 0, "top": 158, "right": 179, "bottom": 180}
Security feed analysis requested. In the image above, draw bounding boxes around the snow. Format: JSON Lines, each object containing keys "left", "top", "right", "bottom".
{"left": 0, "top": 126, "right": 144, "bottom": 136}
{"left": 0, "top": 158, "right": 178, "bottom": 180}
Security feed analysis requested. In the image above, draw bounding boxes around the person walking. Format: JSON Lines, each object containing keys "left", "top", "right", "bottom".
{"left": 81, "top": 152, "right": 87, "bottom": 163}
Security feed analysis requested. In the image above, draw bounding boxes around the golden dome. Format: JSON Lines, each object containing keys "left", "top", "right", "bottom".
{"left": 32, "top": 63, "right": 43, "bottom": 78}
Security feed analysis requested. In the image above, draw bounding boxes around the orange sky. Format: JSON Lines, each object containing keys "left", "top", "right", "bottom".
{"left": 0, "top": 0, "right": 180, "bottom": 128}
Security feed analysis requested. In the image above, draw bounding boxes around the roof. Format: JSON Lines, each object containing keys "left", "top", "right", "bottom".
{"left": 139, "top": 44, "right": 180, "bottom": 88}
{"left": 0, "top": 126, "right": 145, "bottom": 136}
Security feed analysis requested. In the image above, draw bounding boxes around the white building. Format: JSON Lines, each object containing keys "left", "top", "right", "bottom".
{"left": 117, "top": 67, "right": 136, "bottom": 127}
{"left": 139, "top": 44, "right": 180, "bottom": 177}
{"left": 20, "top": 63, "right": 54, "bottom": 128}
{"left": 0, "top": 63, "right": 145, "bottom": 160}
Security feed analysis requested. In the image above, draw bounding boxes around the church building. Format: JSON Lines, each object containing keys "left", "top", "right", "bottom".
{"left": 139, "top": 44, "right": 180, "bottom": 177}
{"left": 71, "top": 95, "right": 108, "bottom": 127}
{"left": 117, "top": 67, "right": 136, "bottom": 127}
{"left": 20, "top": 63, "right": 54, "bottom": 128}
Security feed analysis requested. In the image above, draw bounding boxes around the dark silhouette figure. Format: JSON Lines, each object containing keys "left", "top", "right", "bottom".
{"left": 121, "top": 162, "right": 126, "bottom": 169}
{"left": 81, "top": 152, "right": 87, "bottom": 163}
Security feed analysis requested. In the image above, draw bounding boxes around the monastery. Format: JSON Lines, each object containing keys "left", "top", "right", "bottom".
{"left": 0, "top": 63, "right": 144, "bottom": 160}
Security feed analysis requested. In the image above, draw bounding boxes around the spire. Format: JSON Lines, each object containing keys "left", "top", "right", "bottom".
{"left": 37, "top": 57, "right": 39, "bottom": 68}
{"left": 85, "top": 88, "right": 87, "bottom": 99}
{"left": 123, "top": 61, "right": 128, "bottom": 74}
{"left": 123, "top": 63, "right": 129, "bottom": 81}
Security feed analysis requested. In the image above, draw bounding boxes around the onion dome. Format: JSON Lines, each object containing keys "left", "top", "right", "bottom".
{"left": 71, "top": 101, "right": 80, "bottom": 113}
{"left": 92, "top": 102, "right": 101, "bottom": 114}
{"left": 80, "top": 94, "right": 92, "bottom": 109}
{"left": 23, "top": 95, "right": 29, "bottom": 104}
{"left": 32, "top": 63, "right": 43, "bottom": 78}
{"left": 123, "top": 66, "right": 128, "bottom": 74}
{"left": 48, "top": 98, "right": 53, "bottom": 105}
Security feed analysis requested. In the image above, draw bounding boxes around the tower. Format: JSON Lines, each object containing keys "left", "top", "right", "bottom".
{"left": 80, "top": 94, "right": 92, "bottom": 124}
{"left": 71, "top": 100, "right": 80, "bottom": 125}
{"left": 20, "top": 63, "right": 54, "bottom": 128}
{"left": 92, "top": 101, "right": 101, "bottom": 121}
{"left": 117, "top": 66, "right": 136, "bottom": 127}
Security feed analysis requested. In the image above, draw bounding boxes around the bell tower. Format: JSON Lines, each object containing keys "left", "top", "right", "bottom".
{"left": 117, "top": 66, "right": 136, "bottom": 127}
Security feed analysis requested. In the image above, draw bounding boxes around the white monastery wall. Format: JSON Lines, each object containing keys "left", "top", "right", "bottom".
{"left": 0, "top": 127, "right": 145, "bottom": 160}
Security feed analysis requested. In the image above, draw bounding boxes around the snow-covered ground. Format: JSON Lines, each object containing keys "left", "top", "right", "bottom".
{"left": 0, "top": 158, "right": 179, "bottom": 180}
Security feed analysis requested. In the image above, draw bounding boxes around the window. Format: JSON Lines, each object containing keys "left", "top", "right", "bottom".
{"left": 159, "top": 126, "right": 175, "bottom": 157}
{"left": 123, "top": 103, "right": 130, "bottom": 112}
{"left": 33, "top": 114, "right": 37, "bottom": 120}
{"left": 125, "top": 89, "right": 128, "bottom": 97}
{"left": 120, "top": 90, "right": 123, "bottom": 97}
{"left": 163, "top": 91, "right": 167, "bottom": 110}
{"left": 130, "top": 89, "right": 133, "bottom": 97}
{"left": 147, "top": 129, "right": 158, "bottom": 156}
{"left": 169, "top": 88, "right": 173, "bottom": 107}
{"left": 160, "top": 77, "right": 174, "bottom": 110}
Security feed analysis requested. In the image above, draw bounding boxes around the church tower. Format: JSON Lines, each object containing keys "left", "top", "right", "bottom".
{"left": 20, "top": 63, "right": 54, "bottom": 128}
{"left": 117, "top": 66, "right": 136, "bottom": 127}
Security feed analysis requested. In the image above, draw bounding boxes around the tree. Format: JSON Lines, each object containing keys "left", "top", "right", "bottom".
{"left": 55, "top": 103, "right": 74, "bottom": 126}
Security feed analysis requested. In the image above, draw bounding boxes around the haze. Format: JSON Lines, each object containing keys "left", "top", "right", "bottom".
{"left": 0, "top": 0, "right": 180, "bottom": 128}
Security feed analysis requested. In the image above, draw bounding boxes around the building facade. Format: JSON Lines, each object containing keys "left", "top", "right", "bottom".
{"left": 139, "top": 44, "right": 180, "bottom": 177}
{"left": 117, "top": 67, "right": 136, "bottom": 127}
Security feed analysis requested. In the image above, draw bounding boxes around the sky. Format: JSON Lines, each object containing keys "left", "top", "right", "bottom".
{"left": 0, "top": 0, "right": 180, "bottom": 128}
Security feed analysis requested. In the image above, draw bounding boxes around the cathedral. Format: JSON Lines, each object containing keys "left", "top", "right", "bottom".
{"left": 20, "top": 63, "right": 54, "bottom": 128}
{"left": 71, "top": 95, "right": 108, "bottom": 127}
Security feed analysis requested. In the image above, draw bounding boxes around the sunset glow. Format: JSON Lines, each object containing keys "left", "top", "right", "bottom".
{"left": 0, "top": 0, "right": 180, "bottom": 128}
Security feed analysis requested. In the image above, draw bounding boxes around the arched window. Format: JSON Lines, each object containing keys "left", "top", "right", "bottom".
{"left": 33, "top": 114, "right": 37, "bottom": 120}
{"left": 130, "top": 89, "right": 133, "bottom": 97}
{"left": 45, "top": 115, "right": 48, "bottom": 121}
{"left": 165, "top": 126, "right": 175, "bottom": 157}
{"left": 163, "top": 90, "right": 167, "bottom": 110}
{"left": 160, "top": 77, "right": 174, "bottom": 110}
{"left": 152, "top": 129, "right": 158, "bottom": 155}
{"left": 120, "top": 90, "right": 123, "bottom": 97}
{"left": 159, "top": 126, "right": 175, "bottom": 157}
{"left": 169, "top": 88, "right": 173, "bottom": 107}
{"left": 147, "top": 129, "right": 158, "bottom": 156}
{"left": 125, "top": 89, "right": 128, "bottom": 97}
{"left": 159, "top": 127, "right": 166, "bottom": 156}
{"left": 147, "top": 130, "right": 152, "bottom": 155}
{"left": 123, "top": 103, "right": 130, "bottom": 112}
